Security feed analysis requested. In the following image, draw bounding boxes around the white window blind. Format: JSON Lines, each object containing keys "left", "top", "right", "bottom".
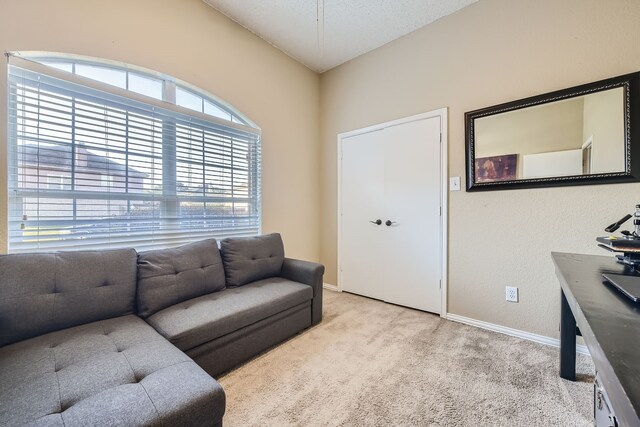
{"left": 7, "top": 56, "right": 261, "bottom": 253}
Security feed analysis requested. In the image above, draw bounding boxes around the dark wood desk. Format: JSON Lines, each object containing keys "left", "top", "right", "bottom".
{"left": 553, "top": 252, "right": 640, "bottom": 427}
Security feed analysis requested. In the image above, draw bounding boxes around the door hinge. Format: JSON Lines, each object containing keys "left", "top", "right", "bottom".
{"left": 439, "top": 206, "right": 442, "bottom": 216}
{"left": 440, "top": 132, "right": 442, "bottom": 143}
{"left": 439, "top": 279, "right": 442, "bottom": 289}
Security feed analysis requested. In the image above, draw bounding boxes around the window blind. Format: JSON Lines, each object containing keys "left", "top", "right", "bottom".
{"left": 7, "top": 57, "right": 261, "bottom": 253}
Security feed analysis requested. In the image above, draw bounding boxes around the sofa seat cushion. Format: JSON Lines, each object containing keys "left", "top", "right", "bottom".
{"left": 146, "top": 277, "right": 313, "bottom": 351}
{"left": 0, "top": 315, "right": 224, "bottom": 427}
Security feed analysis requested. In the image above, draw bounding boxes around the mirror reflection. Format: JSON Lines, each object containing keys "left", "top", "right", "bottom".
{"left": 473, "top": 87, "right": 625, "bottom": 183}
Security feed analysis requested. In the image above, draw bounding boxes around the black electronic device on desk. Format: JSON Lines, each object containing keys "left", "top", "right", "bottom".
{"left": 597, "top": 204, "right": 640, "bottom": 268}
{"left": 602, "top": 273, "right": 640, "bottom": 302}
{"left": 597, "top": 204, "right": 640, "bottom": 303}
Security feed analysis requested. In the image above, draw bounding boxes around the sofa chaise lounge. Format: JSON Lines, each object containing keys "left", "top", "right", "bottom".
{"left": 0, "top": 233, "right": 324, "bottom": 426}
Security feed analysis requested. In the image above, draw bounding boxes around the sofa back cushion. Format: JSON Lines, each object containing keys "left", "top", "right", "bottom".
{"left": 220, "top": 233, "right": 285, "bottom": 287}
{"left": 137, "top": 239, "right": 226, "bottom": 318}
{"left": 0, "top": 248, "right": 137, "bottom": 346}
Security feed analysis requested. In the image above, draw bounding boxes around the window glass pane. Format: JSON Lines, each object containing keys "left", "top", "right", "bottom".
{"left": 74, "top": 148, "right": 128, "bottom": 193}
{"left": 127, "top": 113, "right": 163, "bottom": 156}
{"left": 46, "top": 175, "right": 72, "bottom": 190}
{"left": 128, "top": 73, "right": 163, "bottom": 100}
{"left": 41, "top": 62, "right": 73, "bottom": 73}
{"left": 129, "top": 154, "right": 162, "bottom": 194}
{"left": 17, "top": 143, "right": 73, "bottom": 191}
{"left": 130, "top": 200, "right": 161, "bottom": 219}
{"left": 176, "top": 87, "right": 203, "bottom": 112}
{"left": 15, "top": 86, "right": 74, "bottom": 144}
{"left": 204, "top": 100, "right": 232, "bottom": 121}
{"left": 75, "top": 64, "right": 126, "bottom": 88}
{"left": 25, "top": 198, "right": 73, "bottom": 219}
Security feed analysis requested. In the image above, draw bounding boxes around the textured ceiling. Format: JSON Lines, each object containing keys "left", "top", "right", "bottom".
{"left": 203, "top": 0, "right": 478, "bottom": 73}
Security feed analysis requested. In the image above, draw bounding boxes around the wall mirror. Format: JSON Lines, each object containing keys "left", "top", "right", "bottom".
{"left": 465, "top": 72, "right": 640, "bottom": 191}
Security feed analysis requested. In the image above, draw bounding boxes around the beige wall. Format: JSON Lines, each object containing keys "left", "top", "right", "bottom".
{"left": 0, "top": 0, "right": 321, "bottom": 261}
{"left": 320, "top": 0, "right": 640, "bottom": 338}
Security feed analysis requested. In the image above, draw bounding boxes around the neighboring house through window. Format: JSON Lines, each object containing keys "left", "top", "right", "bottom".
{"left": 46, "top": 175, "right": 72, "bottom": 191}
{"left": 7, "top": 52, "right": 262, "bottom": 253}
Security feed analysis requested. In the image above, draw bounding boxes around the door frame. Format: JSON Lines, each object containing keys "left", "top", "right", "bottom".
{"left": 337, "top": 108, "right": 449, "bottom": 317}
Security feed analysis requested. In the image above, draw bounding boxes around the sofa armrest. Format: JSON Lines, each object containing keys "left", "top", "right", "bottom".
{"left": 281, "top": 258, "right": 324, "bottom": 325}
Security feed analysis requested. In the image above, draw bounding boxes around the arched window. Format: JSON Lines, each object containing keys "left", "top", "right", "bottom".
{"left": 6, "top": 52, "right": 262, "bottom": 253}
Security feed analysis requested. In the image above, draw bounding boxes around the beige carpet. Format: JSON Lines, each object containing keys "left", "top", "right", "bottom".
{"left": 218, "top": 291, "right": 594, "bottom": 426}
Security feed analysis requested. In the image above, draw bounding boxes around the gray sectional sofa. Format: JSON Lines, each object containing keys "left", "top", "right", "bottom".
{"left": 0, "top": 233, "right": 324, "bottom": 426}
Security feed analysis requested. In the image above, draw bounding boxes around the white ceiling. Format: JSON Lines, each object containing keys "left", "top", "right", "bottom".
{"left": 203, "top": 0, "right": 478, "bottom": 73}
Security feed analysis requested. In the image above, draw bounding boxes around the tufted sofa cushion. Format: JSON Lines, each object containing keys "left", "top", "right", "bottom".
{"left": 0, "top": 249, "right": 137, "bottom": 347}
{"left": 220, "top": 233, "right": 285, "bottom": 287}
{"left": 0, "top": 315, "right": 225, "bottom": 426}
{"left": 137, "top": 239, "right": 226, "bottom": 318}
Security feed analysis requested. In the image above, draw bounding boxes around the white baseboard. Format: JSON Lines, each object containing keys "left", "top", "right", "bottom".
{"left": 446, "top": 313, "right": 590, "bottom": 356}
{"left": 323, "top": 283, "right": 340, "bottom": 292}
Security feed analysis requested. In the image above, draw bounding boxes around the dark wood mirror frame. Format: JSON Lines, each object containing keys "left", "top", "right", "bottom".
{"left": 465, "top": 72, "right": 640, "bottom": 191}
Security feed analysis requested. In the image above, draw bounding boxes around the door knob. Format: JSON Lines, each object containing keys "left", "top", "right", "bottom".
{"left": 385, "top": 220, "right": 396, "bottom": 226}
{"left": 369, "top": 219, "right": 382, "bottom": 225}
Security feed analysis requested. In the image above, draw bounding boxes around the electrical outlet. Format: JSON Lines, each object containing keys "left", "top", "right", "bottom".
{"left": 505, "top": 286, "right": 518, "bottom": 303}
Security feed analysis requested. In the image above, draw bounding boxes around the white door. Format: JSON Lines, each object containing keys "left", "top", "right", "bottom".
{"left": 340, "top": 129, "right": 386, "bottom": 301}
{"left": 340, "top": 115, "right": 442, "bottom": 314}
{"left": 382, "top": 118, "right": 441, "bottom": 313}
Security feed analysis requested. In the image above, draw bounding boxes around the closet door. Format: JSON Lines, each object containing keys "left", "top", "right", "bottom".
{"left": 340, "top": 129, "right": 386, "bottom": 301}
{"left": 340, "top": 114, "right": 443, "bottom": 314}
{"left": 382, "top": 117, "right": 442, "bottom": 313}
